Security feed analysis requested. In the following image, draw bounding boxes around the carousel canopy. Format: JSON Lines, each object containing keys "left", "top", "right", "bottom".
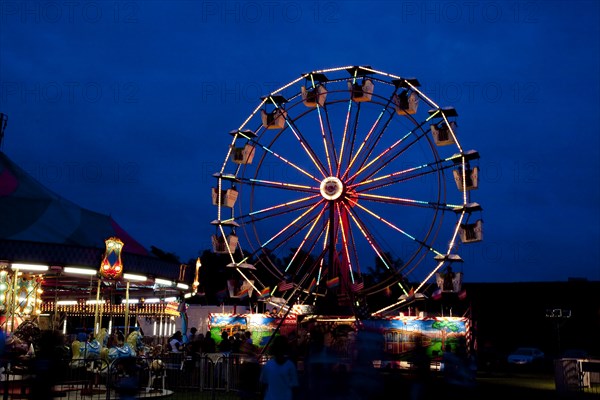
{"left": 0, "top": 150, "right": 184, "bottom": 300}
{"left": 0, "top": 151, "right": 147, "bottom": 254}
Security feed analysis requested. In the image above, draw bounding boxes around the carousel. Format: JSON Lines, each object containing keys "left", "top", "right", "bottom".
{"left": 0, "top": 114, "right": 200, "bottom": 398}
{"left": 0, "top": 237, "right": 195, "bottom": 399}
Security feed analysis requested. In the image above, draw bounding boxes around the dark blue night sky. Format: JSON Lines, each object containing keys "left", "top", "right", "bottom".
{"left": 0, "top": 1, "right": 598, "bottom": 283}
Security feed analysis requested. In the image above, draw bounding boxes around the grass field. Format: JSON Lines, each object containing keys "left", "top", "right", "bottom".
{"left": 164, "top": 370, "right": 600, "bottom": 400}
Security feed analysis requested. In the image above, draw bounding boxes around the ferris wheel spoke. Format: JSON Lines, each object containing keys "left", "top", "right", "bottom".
{"left": 239, "top": 177, "right": 320, "bottom": 194}
{"left": 335, "top": 68, "right": 371, "bottom": 176}
{"left": 275, "top": 220, "right": 326, "bottom": 299}
{"left": 252, "top": 200, "right": 325, "bottom": 255}
{"left": 340, "top": 203, "right": 410, "bottom": 296}
{"left": 284, "top": 205, "right": 329, "bottom": 273}
{"left": 240, "top": 196, "right": 320, "bottom": 224}
{"left": 266, "top": 98, "right": 329, "bottom": 178}
{"left": 343, "top": 206, "right": 411, "bottom": 297}
{"left": 315, "top": 105, "right": 334, "bottom": 176}
{"left": 351, "top": 201, "right": 445, "bottom": 258}
{"left": 306, "top": 74, "right": 335, "bottom": 177}
{"left": 350, "top": 156, "right": 456, "bottom": 192}
{"left": 356, "top": 192, "right": 459, "bottom": 211}
{"left": 241, "top": 198, "right": 322, "bottom": 223}
{"left": 347, "top": 111, "right": 441, "bottom": 184}
{"left": 286, "top": 118, "right": 330, "bottom": 179}
{"left": 341, "top": 102, "right": 361, "bottom": 180}
{"left": 342, "top": 94, "right": 398, "bottom": 182}
{"left": 322, "top": 105, "right": 340, "bottom": 171}
{"left": 247, "top": 221, "right": 314, "bottom": 277}
{"left": 335, "top": 203, "right": 358, "bottom": 284}
{"left": 250, "top": 139, "right": 322, "bottom": 183}
{"left": 336, "top": 79, "right": 359, "bottom": 176}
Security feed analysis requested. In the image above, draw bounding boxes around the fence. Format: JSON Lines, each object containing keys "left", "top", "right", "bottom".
{"left": 0, "top": 352, "right": 264, "bottom": 400}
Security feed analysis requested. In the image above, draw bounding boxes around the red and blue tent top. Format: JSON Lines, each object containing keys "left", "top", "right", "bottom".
{"left": 0, "top": 151, "right": 179, "bottom": 278}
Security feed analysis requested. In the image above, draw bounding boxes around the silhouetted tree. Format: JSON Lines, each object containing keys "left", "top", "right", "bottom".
{"left": 150, "top": 245, "right": 180, "bottom": 263}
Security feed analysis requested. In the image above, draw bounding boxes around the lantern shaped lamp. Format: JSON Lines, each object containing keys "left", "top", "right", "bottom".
{"left": 100, "top": 237, "right": 124, "bottom": 279}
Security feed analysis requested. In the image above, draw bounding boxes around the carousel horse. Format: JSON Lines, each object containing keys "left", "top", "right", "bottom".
{"left": 13, "top": 320, "right": 41, "bottom": 344}
{"left": 70, "top": 332, "right": 89, "bottom": 369}
{"left": 126, "top": 329, "right": 144, "bottom": 356}
{"left": 84, "top": 335, "right": 102, "bottom": 359}
{"left": 4, "top": 333, "right": 30, "bottom": 356}
{"left": 5, "top": 320, "right": 41, "bottom": 356}
{"left": 70, "top": 332, "right": 103, "bottom": 366}
{"left": 96, "top": 328, "right": 109, "bottom": 348}
{"left": 94, "top": 328, "right": 111, "bottom": 365}
{"left": 107, "top": 332, "right": 135, "bottom": 361}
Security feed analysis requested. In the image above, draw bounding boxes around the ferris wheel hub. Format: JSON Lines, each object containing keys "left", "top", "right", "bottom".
{"left": 320, "top": 177, "right": 344, "bottom": 201}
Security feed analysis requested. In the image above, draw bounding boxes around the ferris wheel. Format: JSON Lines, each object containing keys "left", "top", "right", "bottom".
{"left": 211, "top": 66, "right": 482, "bottom": 316}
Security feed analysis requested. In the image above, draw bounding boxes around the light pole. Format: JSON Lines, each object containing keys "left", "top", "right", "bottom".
{"left": 546, "top": 308, "right": 571, "bottom": 355}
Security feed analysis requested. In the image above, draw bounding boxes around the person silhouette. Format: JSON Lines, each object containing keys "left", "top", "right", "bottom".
{"left": 409, "top": 336, "right": 431, "bottom": 400}
{"left": 168, "top": 331, "right": 183, "bottom": 353}
{"left": 218, "top": 331, "right": 232, "bottom": 353}
{"left": 202, "top": 331, "right": 216, "bottom": 353}
{"left": 259, "top": 335, "right": 298, "bottom": 400}
{"left": 443, "top": 266, "right": 456, "bottom": 291}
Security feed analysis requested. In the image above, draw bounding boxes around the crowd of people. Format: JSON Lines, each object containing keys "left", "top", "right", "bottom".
{"left": 1, "top": 322, "right": 478, "bottom": 400}
{"left": 165, "top": 327, "right": 269, "bottom": 359}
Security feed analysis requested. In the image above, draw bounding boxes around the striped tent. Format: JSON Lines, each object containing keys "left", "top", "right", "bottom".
{"left": 0, "top": 150, "right": 182, "bottom": 299}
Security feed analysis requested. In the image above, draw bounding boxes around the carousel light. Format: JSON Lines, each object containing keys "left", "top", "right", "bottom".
{"left": 86, "top": 300, "right": 106, "bottom": 305}
{"left": 164, "top": 297, "right": 177, "bottom": 302}
{"left": 183, "top": 293, "right": 192, "bottom": 299}
{"left": 144, "top": 298, "right": 160, "bottom": 303}
{"left": 123, "top": 299, "right": 139, "bottom": 304}
{"left": 11, "top": 263, "right": 49, "bottom": 272}
{"left": 124, "top": 273, "right": 147, "bottom": 281}
{"left": 64, "top": 266, "right": 97, "bottom": 276}
{"left": 155, "top": 278, "right": 173, "bottom": 286}
{"left": 176, "top": 283, "right": 189, "bottom": 290}
{"left": 56, "top": 300, "right": 78, "bottom": 305}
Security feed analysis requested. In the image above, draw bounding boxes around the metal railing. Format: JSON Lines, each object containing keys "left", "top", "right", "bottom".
{"left": 1, "top": 352, "right": 263, "bottom": 400}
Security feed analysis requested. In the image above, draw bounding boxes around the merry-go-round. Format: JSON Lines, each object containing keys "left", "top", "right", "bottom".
{"left": 0, "top": 236, "right": 196, "bottom": 399}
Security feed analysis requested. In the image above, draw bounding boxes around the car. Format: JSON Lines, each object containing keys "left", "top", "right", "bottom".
{"left": 507, "top": 347, "right": 545, "bottom": 365}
